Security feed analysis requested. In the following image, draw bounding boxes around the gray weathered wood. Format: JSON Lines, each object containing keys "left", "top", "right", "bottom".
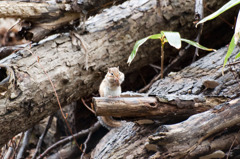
{"left": 0, "top": 2, "right": 67, "bottom": 19}
{"left": 93, "top": 96, "right": 225, "bottom": 120}
{"left": 91, "top": 45, "right": 240, "bottom": 158}
{"left": 0, "top": 0, "right": 127, "bottom": 19}
{"left": 0, "top": 0, "right": 172, "bottom": 147}
{"left": 94, "top": 97, "right": 158, "bottom": 117}
{"left": 148, "top": 98, "right": 240, "bottom": 159}
{"left": 0, "top": 0, "right": 237, "bottom": 149}
{"left": 0, "top": 0, "right": 127, "bottom": 42}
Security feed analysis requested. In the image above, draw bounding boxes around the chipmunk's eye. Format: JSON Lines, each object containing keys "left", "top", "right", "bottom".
{"left": 110, "top": 73, "right": 113, "bottom": 75}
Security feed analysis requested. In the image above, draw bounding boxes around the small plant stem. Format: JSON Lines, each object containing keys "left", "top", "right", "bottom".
{"left": 161, "top": 41, "right": 165, "bottom": 79}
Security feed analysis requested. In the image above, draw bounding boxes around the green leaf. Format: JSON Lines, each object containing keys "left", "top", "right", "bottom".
{"left": 223, "top": 36, "right": 236, "bottom": 69}
{"left": 234, "top": 10, "right": 240, "bottom": 44}
{"left": 181, "top": 38, "right": 216, "bottom": 51}
{"left": 196, "top": 0, "right": 240, "bottom": 27}
{"left": 127, "top": 32, "right": 215, "bottom": 66}
{"left": 127, "top": 36, "right": 150, "bottom": 65}
{"left": 148, "top": 33, "right": 163, "bottom": 39}
{"left": 163, "top": 31, "right": 181, "bottom": 49}
{"left": 235, "top": 52, "right": 240, "bottom": 59}
{"left": 127, "top": 33, "right": 165, "bottom": 65}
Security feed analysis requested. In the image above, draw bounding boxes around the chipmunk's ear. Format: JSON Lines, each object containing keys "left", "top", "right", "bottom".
{"left": 117, "top": 66, "right": 119, "bottom": 69}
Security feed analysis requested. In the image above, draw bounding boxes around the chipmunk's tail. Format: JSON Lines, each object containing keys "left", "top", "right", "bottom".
{"left": 97, "top": 116, "right": 123, "bottom": 130}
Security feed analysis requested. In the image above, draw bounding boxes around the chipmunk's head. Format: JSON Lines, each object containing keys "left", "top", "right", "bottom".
{"left": 107, "top": 67, "right": 120, "bottom": 84}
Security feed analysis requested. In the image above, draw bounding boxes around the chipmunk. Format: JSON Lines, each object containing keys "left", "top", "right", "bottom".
{"left": 98, "top": 67, "right": 124, "bottom": 129}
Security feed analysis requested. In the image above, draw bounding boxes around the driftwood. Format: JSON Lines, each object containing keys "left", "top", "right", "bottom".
{"left": 0, "top": 0, "right": 237, "bottom": 148}
{"left": 91, "top": 45, "right": 240, "bottom": 158}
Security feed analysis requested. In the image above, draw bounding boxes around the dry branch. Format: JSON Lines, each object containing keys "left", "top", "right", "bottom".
{"left": 93, "top": 96, "right": 225, "bottom": 121}
{"left": 31, "top": 115, "right": 54, "bottom": 159}
{"left": 93, "top": 97, "right": 159, "bottom": 117}
{"left": 38, "top": 122, "right": 101, "bottom": 159}
{"left": 16, "top": 129, "right": 32, "bottom": 159}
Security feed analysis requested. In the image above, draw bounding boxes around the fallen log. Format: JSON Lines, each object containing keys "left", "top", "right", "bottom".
{"left": 91, "top": 45, "right": 240, "bottom": 158}
{"left": 92, "top": 97, "right": 240, "bottom": 159}
{"left": 0, "top": 0, "right": 127, "bottom": 42}
{"left": 0, "top": 0, "right": 236, "bottom": 148}
{"left": 0, "top": 0, "right": 178, "bottom": 146}
{"left": 148, "top": 98, "right": 240, "bottom": 159}
{"left": 0, "top": 2, "right": 69, "bottom": 19}
{"left": 0, "top": 0, "right": 127, "bottom": 19}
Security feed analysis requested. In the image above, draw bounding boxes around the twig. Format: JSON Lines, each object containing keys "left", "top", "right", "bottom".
{"left": 225, "top": 61, "right": 240, "bottom": 67}
{"left": 16, "top": 128, "right": 32, "bottom": 159}
{"left": 6, "top": 19, "right": 21, "bottom": 34}
{"left": 138, "top": 46, "right": 189, "bottom": 93}
{"left": 24, "top": 47, "right": 82, "bottom": 151}
{"left": 31, "top": 115, "right": 54, "bottom": 159}
{"left": 81, "top": 98, "right": 96, "bottom": 114}
{"left": 226, "top": 130, "right": 240, "bottom": 159}
{"left": 138, "top": 72, "right": 161, "bottom": 93}
{"left": 192, "top": 0, "right": 203, "bottom": 62}
{"left": 0, "top": 45, "right": 27, "bottom": 60}
{"left": 149, "top": 63, "right": 161, "bottom": 72}
{"left": 160, "top": 40, "right": 165, "bottom": 79}
{"left": 3, "top": 147, "right": 13, "bottom": 159}
{"left": 1, "top": 145, "right": 6, "bottom": 159}
{"left": 215, "top": 60, "right": 240, "bottom": 71}
{"left": 13, "top": 132, "right": 24, "bottom": 159}
{"left": 80, "top": 131, "right": 93, "bottom": 159}
{"left": 37, "top": 121, "right": 101, "bottom": 159}
{"left": 9, "top": 139, "right": 16, "bottom": 156}
{"left": 16, "top": 133, "right": 24, "bottom": 150}
{"left": 71, "top": 31, "right": 89, "bottom": 70}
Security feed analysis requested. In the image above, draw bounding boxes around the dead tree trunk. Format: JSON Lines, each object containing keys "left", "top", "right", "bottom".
{"left": 91, "top": 46, "right": 240, "bottom": 158}
{"left": 148, "top": 98, "right": 240, "bottom": 159}
{"left": 0, "top": 0, "right": 236, "bottom": 147}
